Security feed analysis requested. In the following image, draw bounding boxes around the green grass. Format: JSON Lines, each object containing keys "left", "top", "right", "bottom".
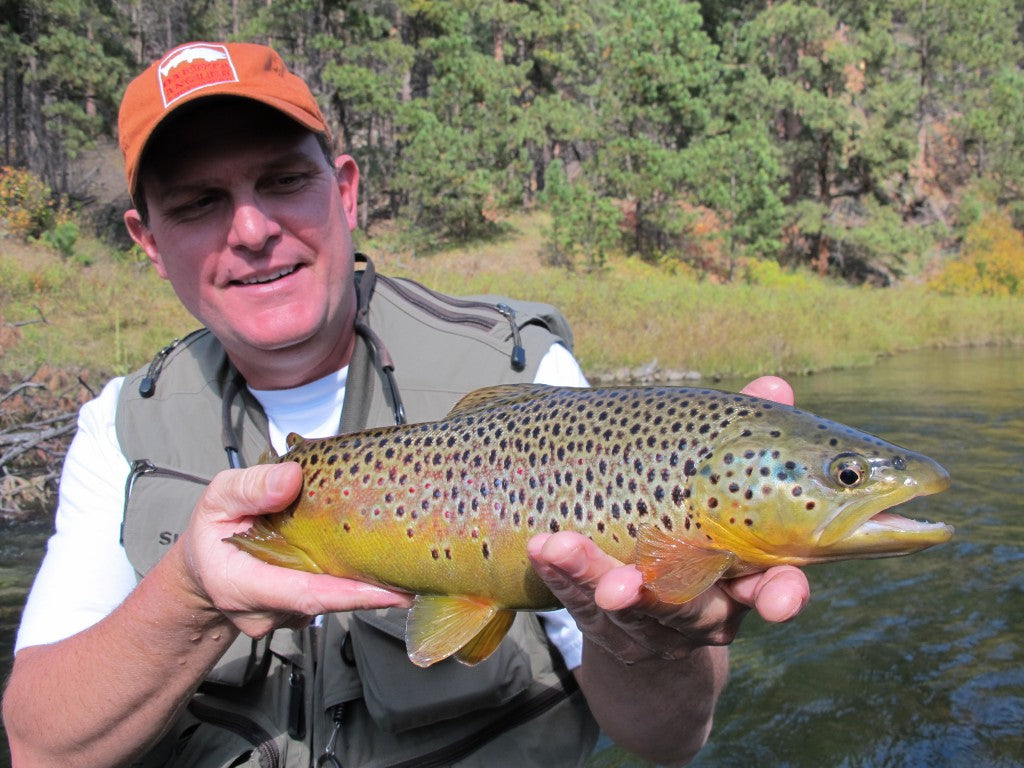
{"left": 2, "top": 213, "right": 1022, "bottom": 384}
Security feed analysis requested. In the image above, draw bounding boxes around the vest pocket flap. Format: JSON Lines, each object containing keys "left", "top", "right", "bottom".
{"left": 354, "top": 606, "right": 409, "bottom": 638}
{"left": 348, "top": 613, "right": 535, "bottom": 734}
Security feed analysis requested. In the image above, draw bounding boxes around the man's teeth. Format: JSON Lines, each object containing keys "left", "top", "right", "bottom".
{"left": 241, "top": 266, "right": 296, "bottom": 285}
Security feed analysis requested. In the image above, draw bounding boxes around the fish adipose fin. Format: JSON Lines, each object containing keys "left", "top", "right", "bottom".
{"left": 406, "top": 594, "right": 515, "bottom": 668}
{"left": 225, "top": 519, "right": 325, "bottom": 574}
{"left": 635, "top": 525, "right": 736, "bottom": 603}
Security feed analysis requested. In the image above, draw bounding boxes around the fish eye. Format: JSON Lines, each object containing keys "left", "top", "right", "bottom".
{"left": 828, "top": 454, "right": 868, "bottom": 488}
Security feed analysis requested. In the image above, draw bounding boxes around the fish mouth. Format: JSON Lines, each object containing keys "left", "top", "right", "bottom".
{"left": 814, "top": 467, "right": 953, "bottom": 558}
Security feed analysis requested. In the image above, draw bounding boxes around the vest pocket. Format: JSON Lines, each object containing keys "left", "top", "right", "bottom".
{"left": 346, "top": 608, "right": 535, "bottom": 733}
{"left": 131, "top": 696, "right": 283, "bottom": 768}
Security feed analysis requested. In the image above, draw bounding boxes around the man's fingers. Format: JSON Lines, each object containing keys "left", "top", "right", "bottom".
{"left": 720, "top": 566, "right": 809, "bottom": 623}
{"left": 200, "top": 462, "right": 304, "bottom": 524}
{"left": 741, "top": 375, "right": 795, "bottom": 406}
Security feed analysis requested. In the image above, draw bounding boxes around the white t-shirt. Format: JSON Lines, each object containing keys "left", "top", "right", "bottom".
{"left": 15, "top": 343, "right": 589, "bottom": 669}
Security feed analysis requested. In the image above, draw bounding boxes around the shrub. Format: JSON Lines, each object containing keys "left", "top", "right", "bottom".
{"left": 41, "top": 211, "right": 81, "bottom": 262}
{"left": 930, "top": 210, "right": 1024, "bottom": 296}
{"left": 0, "top": 166, "right": 55, "bottom": 239}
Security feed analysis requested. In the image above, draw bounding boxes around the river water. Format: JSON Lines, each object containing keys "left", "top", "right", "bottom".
{"left": 2, "top": 347, "right": 1022, "bottom": 766}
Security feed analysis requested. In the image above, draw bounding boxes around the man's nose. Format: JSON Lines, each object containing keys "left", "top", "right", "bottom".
{"left": 228, "top": 197, "right": 282, "bottom": 251}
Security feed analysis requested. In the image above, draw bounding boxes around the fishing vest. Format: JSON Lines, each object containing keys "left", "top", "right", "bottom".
{"left": 116, "top": 262, "right": 599, "bottom": 768}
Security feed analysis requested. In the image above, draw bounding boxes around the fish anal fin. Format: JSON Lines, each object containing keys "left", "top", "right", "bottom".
{"left": 225, "top": 519, "right": 324, "bottom": 574}
{"left": 636, "top": 525, "right": 736, "bottom": 604}
{"left": 455, "top": 609, "right": 516, "bottom": 666}
{"left": 446, "top": 384, "right": 551, "bottom": 417}
{"left": 406, "top": 595, "right": 508, "bottom": 668}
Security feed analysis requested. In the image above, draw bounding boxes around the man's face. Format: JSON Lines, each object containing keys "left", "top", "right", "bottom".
{"left": 125, "top": 101, "right": 359, "bottom": 388}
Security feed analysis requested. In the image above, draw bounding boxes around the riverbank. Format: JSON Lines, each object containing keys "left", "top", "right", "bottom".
{"left": 3, "top": 213, "right": 1023, "bottom": 385}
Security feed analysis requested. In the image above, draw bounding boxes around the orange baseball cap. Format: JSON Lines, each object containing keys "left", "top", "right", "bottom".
{"left": 118, "top": 41, "right": 330, "bottom": 199}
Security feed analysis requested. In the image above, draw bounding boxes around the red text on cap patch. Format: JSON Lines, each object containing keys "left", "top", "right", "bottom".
{"left": 158, "top": 44, "right": 239, "bottom": 107}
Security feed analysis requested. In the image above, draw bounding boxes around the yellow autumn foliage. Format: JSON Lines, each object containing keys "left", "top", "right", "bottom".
{"left": 930, "top": 211, "right": 1024, "bottom": 296}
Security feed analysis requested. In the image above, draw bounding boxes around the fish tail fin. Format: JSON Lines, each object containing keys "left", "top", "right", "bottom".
{"left": 225, "top": 518, "right": 324, "bottom": 574}
{"left": 405, "top": 595, "right": 516, "bottom": 667}
{"left": 636, "top": 525, "right": 736, "bottom": 603}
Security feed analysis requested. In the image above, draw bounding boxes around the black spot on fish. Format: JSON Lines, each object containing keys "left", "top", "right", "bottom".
{"left": 792, "top": 486, "right": 803, "bottom": 497}
{"left": 661, "top": 515, "right": 673, "bottom": 531}
{"left": 482, "top": 542, "right": 490, "bottom": 559}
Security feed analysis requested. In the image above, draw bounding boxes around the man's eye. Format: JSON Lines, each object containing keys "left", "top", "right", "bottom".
{"left": 269, "top": 172, "right": 314, "bottom": 192}
{"left": 169, "top": 194, "right": 218, "bottom": 218}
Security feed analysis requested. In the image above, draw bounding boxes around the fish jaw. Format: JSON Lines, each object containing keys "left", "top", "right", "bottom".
{"left": 809, "top": 451, "right": 953, "bottom": 559}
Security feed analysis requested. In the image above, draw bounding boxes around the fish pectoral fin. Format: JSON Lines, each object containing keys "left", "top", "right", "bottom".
{"left": 635, "top": 525, "right": 736, "bottom": 604}
{"left": 224, "top": 519, "right": 324, "bottom": 574}
{"left": 406, "top": 595, "right": 512, "bottom": 668}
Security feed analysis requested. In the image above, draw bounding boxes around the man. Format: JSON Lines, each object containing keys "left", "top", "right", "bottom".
{"left": 3, "top": 42, "right": 809, "bottom": 767}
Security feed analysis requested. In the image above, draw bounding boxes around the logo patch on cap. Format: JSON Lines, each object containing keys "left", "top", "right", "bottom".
{"left": 158, "top": 43, "right": 238, "bottom": 108}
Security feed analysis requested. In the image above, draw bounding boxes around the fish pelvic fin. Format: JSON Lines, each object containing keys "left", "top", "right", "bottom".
{"left": 405, "top": 595, "right": 515, "bottom": 668}
{"left": 225, "top": 518, "right": 325, "bottom": 574}
{"left": 455, "top": 610, "right": 516, "bottom": 666}
{"left": 636, "top": 525, "right": 736, "bottom": 604}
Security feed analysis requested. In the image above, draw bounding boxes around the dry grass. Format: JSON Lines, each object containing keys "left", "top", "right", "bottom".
{"left": 3, "top": 212, "right": 1023, "bottom": 384}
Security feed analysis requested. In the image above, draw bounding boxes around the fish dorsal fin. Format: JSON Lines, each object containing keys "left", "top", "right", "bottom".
{"left": 225, "top": 518, "right": 325, "bottom": 574}
{"left": 406, "top": 595, "right": 513, "bottom": 667}
{"left": 447, "top": 384, "right": 552, "bottom": 417}
{"left": 635, "top": 525, "right": 736, "bottom": 604}
{"left": 285, "top": 433, "right": 305, "bottom": 451}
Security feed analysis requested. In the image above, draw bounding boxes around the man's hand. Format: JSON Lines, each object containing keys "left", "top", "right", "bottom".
{"left": 175, "top": 462, "right": 411, "bottom": 639}
{"left": 527, "top": 375, "right": 810, "bottom": 664}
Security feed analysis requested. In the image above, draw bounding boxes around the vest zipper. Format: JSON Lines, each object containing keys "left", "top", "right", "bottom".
{"left": 121, "top": 460, "right": 212, "bottom": 544}
{"left": 187, "top": 698, "right": 280, "bottom": 768}
{"left": 381, "top": 278, "right": 527, "bottom": 371}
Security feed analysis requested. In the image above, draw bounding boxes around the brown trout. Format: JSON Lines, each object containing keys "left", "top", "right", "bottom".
{"left": 228, "top": 384, "right": 952, "bottom": 667}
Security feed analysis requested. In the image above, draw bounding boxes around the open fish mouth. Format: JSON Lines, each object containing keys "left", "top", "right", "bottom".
{"left": 861, "top": 510, "right": 950, "bottom": 534}
{"left": 817, "top": 469, "right": 953, "bottom": 557}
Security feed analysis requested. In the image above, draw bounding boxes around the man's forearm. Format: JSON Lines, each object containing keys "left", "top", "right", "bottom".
{"left": 2, "top": 543, "right": 237, "bottom": 768}
{"left": 576, "top": 640, "right": 728, "bottom": 767}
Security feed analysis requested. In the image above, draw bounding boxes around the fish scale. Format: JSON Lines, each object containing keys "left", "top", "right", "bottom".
{"left": 229, "top": 383, "right": 952, "bottom": 667}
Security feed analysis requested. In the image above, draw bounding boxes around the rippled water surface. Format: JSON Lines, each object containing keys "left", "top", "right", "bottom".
{"left": 597, "top": 347, "right": 1024, "bottom": 767}
{"left": 2, "top": 348, "right": 1022, "bottom": 767}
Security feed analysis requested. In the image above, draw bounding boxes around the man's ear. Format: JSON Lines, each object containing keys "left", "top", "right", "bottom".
{"left": 124, "top": 210, "right": 169, "bottom": 279}
{"left": 334, "top": 154, "right": 360, "bottom": 232}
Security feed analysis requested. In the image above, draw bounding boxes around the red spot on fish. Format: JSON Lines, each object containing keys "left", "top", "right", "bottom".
{"left": 307, "top": 491, "right": 315, "bottom": 498}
